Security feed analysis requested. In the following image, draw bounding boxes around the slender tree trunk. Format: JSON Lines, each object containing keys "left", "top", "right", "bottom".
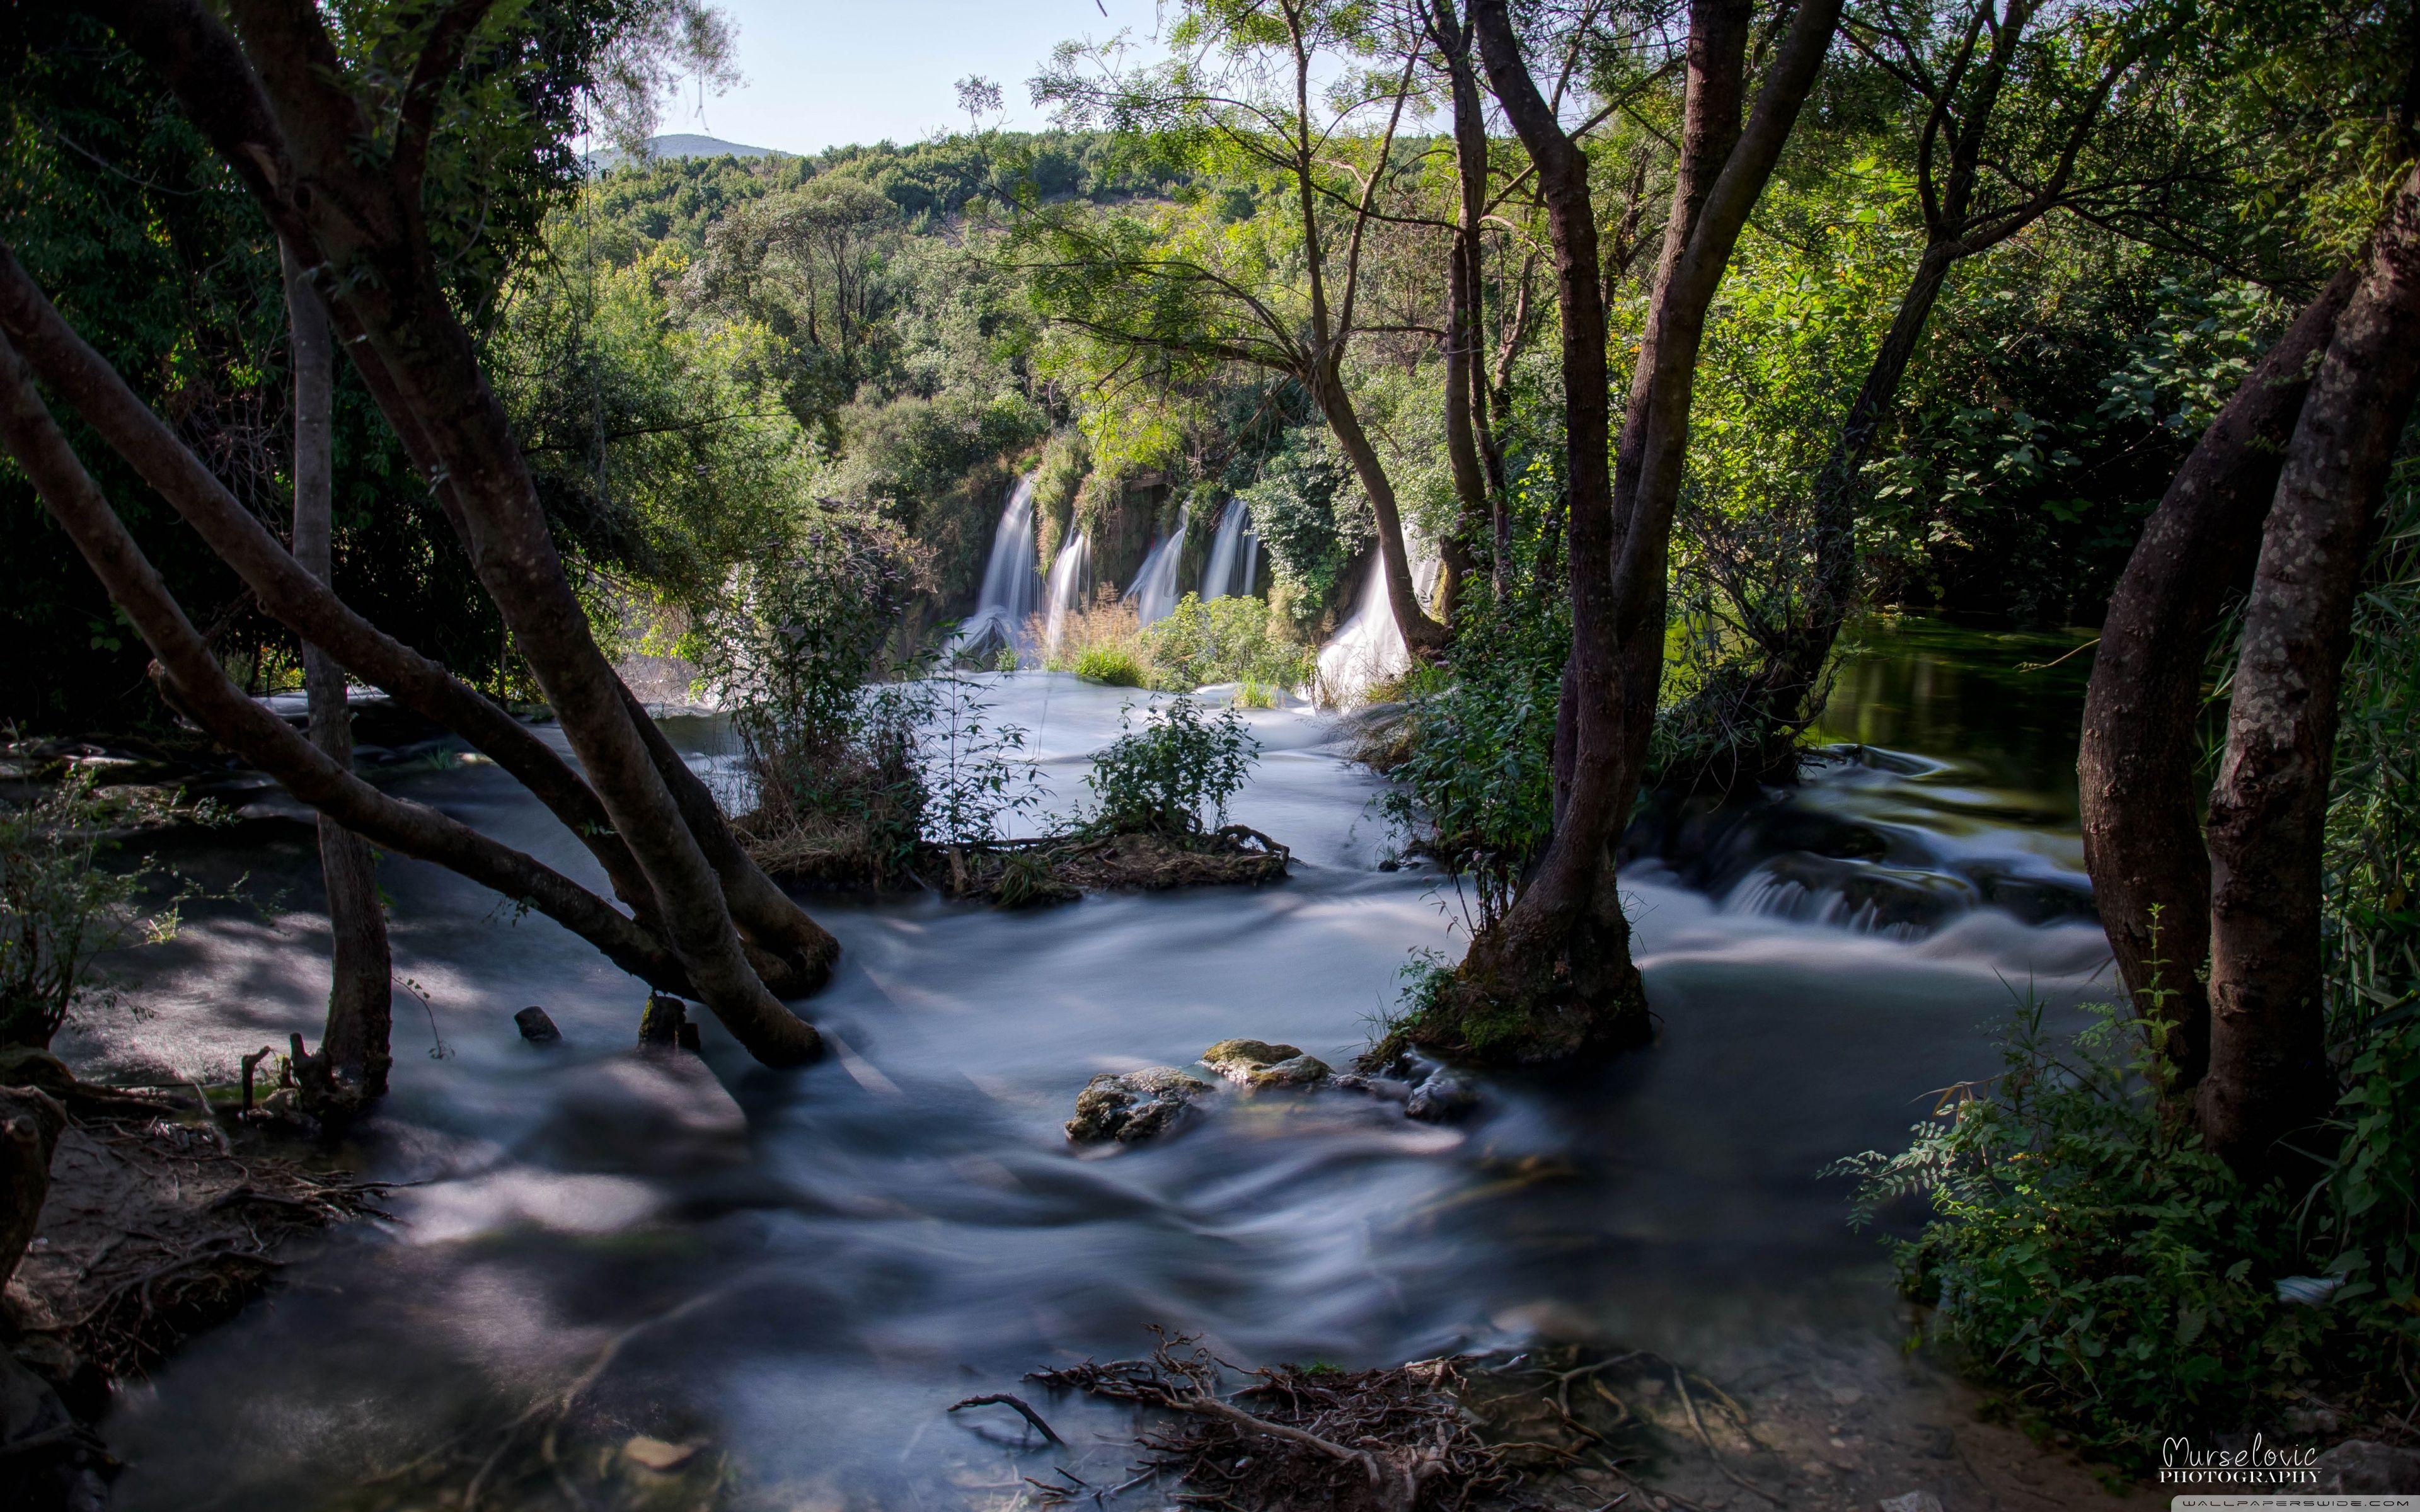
{"left": 282, "top": 244, "right": 392, "bottom": 1108}
{"left": 1438, "top": 3, "right": 1495, "bottom": 603}
{"left": 2077, "top": 271, "right": 2356, "bottom": 1089}
{"left": 1747, "top": 239, "right": 1959, "bottom": 762}
{"left": 2201, "top": 164, "right": 2420, "bottom": 1171}
{"left": 1310, "top": 360, "right": 1449, "bottom": 655}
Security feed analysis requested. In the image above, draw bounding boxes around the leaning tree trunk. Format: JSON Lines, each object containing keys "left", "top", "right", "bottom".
{"left": 282, "top": 244, "right": 392, "bottom": 1113}
{"left": 1310, "top": 360, "right": 1450, "bottom": 657}
{"left": 2077, "top": 271, "right": 2356, "bottom": 1090}
{"left": 74, "top": 0, "right": 832, "bottom": 1064}
{"left": 2200, "top": 163, "right": 2420, "bottom": 1172}
{"left": 1746, "top": 240, "right": 1959, "bottom": 769}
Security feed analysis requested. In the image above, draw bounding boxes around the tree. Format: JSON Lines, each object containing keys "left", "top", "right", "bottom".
{"left": 282, "top": 243, "right": 393, "bottom": 1118}
{"left": 2080, "top": 158, "right": 2420, "bottom": 1171}
{"left": 1712, "top": 0, "right": 2189, "bottom": 781}
{"left": 1397, "top": 0, "right": 1841, "bottom": 1063}
{"left": 1028, "top": 0, "right": 1450, "bottom": 655}
{"left": 3, "top": 0, "right": 834, "bottom": 1065}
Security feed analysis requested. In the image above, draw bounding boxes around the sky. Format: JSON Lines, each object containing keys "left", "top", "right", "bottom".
{"left": 660, "top": 1, "right": 1176, "bottom": 156}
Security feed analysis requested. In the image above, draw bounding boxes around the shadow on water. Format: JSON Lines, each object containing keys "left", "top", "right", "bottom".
{"left": 69, "top": 615, "right": 2125, "bottom": 1509}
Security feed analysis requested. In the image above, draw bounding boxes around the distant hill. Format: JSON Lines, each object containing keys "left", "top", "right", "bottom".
{"left": 585, "top": 133, "right": 785, "bottom": 170}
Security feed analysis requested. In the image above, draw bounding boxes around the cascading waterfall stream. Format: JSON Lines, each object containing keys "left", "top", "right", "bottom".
{"left": 953, "top": 476, "right": 1042, "bottom": 658}
{"left": 1043, "top": 532, "right": 1090, "bottom": 655}
{"left": 1199, "top": 501, "right": 1259, "bottom": 600}
{"left": 1313, "top": 548, "right": 1438, "bottom": 706}
{"left": 1127, "top": 508, "right": 1190, "bottom": 625}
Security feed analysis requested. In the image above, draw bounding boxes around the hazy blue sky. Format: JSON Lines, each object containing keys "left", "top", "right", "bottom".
{"left": 662, "top": 1, "right": 1172, "bottom": 155}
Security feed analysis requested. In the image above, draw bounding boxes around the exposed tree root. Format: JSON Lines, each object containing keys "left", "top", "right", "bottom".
{"left": 1028, "top": 1330, "right": 1518, "bottom": 1512}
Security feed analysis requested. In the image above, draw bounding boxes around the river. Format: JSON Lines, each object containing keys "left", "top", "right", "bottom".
{"left": 66, "top": 614, "right": 2128, "bottom": 1511}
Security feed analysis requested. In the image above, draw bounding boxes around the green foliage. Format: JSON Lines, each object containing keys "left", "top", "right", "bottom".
{"left": 1084, "top": 696, "right": 1258, "bottom": 837}
{"left": 1376, "top": 464, "right": 1570, "bottom": 930}
{"left": 0, "top": 769, "right": 205, "bottom": 1046}
{"left": 1073, "top": 645, "right": 1149, "bottom": 687}
{"left": 1236, "top": 425, "right": 1369, "bottom": 629}
{"left": 1832, "top": 980, "right": 2416, "bottom": 1468}
{"left": 1138, "top": 593, "right": 1312, "bottom": 689}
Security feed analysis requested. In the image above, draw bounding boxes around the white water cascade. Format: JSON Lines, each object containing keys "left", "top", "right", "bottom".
{"left": 1313, "top": 548, "right": 1439, "bottom": 706}
{"left": 1198, "top": 502, "right": 1260, "bottom": 600}
{"left": 1126, "top": 508, "right": 1191, "bottom": 624}
{"left": 953, "top": 476, "right": 1042, "bottom": 657}
{"left": 1043, "top": 532, "right": 1090, "bottom": 655}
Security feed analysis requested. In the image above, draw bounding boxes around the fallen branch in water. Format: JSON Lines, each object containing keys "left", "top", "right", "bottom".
{"left": 1028, "top": 1329, "right": 1514, "bottom": 1512}
{"left": 950, "top": 1392, "right": 1066, "bottom": 1446}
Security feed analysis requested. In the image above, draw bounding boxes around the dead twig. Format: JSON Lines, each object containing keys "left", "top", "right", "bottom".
{"left": 949, "top": 1392, "right": 1067, "bottom": 1446}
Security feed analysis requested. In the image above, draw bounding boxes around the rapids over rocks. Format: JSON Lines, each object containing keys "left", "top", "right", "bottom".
{"left": 69, "top": 616, "right": 2125, "bottom": 1510}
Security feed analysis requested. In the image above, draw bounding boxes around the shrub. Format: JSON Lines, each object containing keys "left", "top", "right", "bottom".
{"left": 1073, "top": 644, "right": 1148, "bottom": 687}
{"left": 1084, "top": 696, "right": 1259, "bottom": 837}
{"left": 1139, "top": 593, "right": 1313, "bottom": 689}
{"left": 1, "top": 767, "right": 199, "bottom": 1046}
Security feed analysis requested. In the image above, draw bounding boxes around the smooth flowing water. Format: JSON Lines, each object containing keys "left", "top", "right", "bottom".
{"left": 74, "top": 616, "right": 2118, "bottom": 1510}
{"left": 952, "top": 478, "right": 1042, "bottom": 658}
{"left": 1042, "top": 532, "right": 1089, "bottom": 656}
{"left": 1199, "top": 503, "right": 1259, "bottom": 602}
{"left": 1126, "top": 510, "right": 1190, "bottom": 626}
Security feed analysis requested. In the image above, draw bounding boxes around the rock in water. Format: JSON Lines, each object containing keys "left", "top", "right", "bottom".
{"left": 2315, "top": 1440, "right": 2420, "bottom": 1493}
{"left": 1066, "top": 1068, "right": 1211, "bottom": 1144}
{"left": 637, "top": 994, "right": 688, "bottom": 1050}
{"left": 514, "top": 1006, "right": 562, "bottom": 1043}
{"left": 1404, "top": 1066, "right": 1479, "bottom": 1123}
{"left": 1201, "top": 1040, "right": 1330, "bottom": 1089}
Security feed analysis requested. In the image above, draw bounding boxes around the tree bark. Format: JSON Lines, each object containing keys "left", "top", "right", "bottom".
{"left": 0, "top": 242, "right": 835, "bottom": 999}
{"left": 282, "top": 243, "right": 393, "bottom": 1108}
{"left": 1435, "top": 0, "right": 1495, "bottom": 602}
{"left": 2200, "top": 163, "right": 2420, "bottom": 1170}
{"left": 0, "top": 1085, "right": 65, "bottom": 1290}
{"left": 0, "top": 333, "right": 795, "bottom": 1045}
{"left": 78, "top": 0, "right": 832, "bottom": 1055}
{"left": 1424, "top": 0, "right": 1838, "bottom": 1065}
{"left": 2077, "top": 270, "right": 2356, "bottom": 1089}
{"left": 1310, "top": 360, "right": 1448, "bottom": 655}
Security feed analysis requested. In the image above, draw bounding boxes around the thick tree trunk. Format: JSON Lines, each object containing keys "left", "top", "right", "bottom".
{"left": 282, "top": 244, "right": 393, "bottom": 1109}
{"left": 78, "top": 0, "right": 834, "bottom": 1057}
{"left": 2200, "top": 164, "right": 2420, "bottom": 1171}
{"left": 1420, "top": 0, "right": 1836, "bottom": 1069}
{"left": 0, "top": 1085, "right": 65, "bottom": 1290}
{"left": 2077, "top": 271, "right": 2357, "bottom": 1089}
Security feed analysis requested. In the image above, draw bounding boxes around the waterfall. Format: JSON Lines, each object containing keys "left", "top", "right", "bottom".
{"left": 1126, "top": 507, "right": 1190, "bottom": 624}
{"left": 1313, "top": 547, "right": 1439, "bottom": 707}
{"left": 1198, "top": 502, "right": 1260, "bottom": 600}
{"left": 1043, "top": 532, "right": 1090, "bottom": 655}
{"left": 952, "top": 476, "right": 1041, "bottom": 658}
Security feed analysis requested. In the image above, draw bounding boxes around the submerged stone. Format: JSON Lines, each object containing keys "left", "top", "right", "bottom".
{"left": 514, "top": 1006, "right": 563, "bottom": 1044}
{"left": 1066, "top": 1067, "right": 1211, "bottom": 1145}
{"left": 1404, "top": 1066, "right": 1480, "bottom": 1123}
